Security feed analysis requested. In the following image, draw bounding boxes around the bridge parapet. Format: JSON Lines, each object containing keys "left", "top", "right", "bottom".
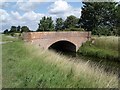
{"left": 23, "top": 31, "right": 91, "bottom": 41}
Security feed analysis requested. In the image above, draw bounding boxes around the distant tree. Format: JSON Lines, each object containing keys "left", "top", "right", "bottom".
{"left": 21, "top": 26, "right": 30, "bottom": 33}
{"left": 17, "top": 26, "right": 21, "bottom": 33}
{"left": 64, "top": 15, "right": 79, "bottom": 29}
{"left": 3, "top": 29, "right": 9, "bottom": 34}
{"left": 37, "top": 16, "right": 54, "bottom": 31}
{"left": 47, "top": 17, "right": 54, "bottom": 31}
{"left": 39, "top": 16, "right": 47, "bottom": 31}
{"left": 55, "top": 18, "right": 64, "bottom": 31}
{"left": 9, "top": 26, "right": 17, "bottom": 33}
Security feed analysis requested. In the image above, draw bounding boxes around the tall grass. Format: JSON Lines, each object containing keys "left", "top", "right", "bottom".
{"left": 2, "top": 35, "right": 118, "bottom": 88}
{"left": 78, "top": 36, "right": 119, "bottom": 61}
{"left": 2, "top": 34, "right": 17, "bottom": 42}
{"left": 93, "top": 36, "right": 118, "bottom": 51}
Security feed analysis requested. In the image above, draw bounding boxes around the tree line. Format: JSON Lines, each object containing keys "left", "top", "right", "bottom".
{"left": 3, "top": 2, "right": 119, "bottom": 36}
{"left": 3, "top": 26, "right": 30, "bottom": 36}
{"left": 37, "top": 15, "right": 81, "bottom": 32}
{"left": 4, "top": 15, "right": 82, "bottom": 36}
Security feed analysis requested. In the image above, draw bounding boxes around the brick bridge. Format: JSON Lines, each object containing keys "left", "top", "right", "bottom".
{"left": 23, "top": 31, "right": 91, "bottom": 52}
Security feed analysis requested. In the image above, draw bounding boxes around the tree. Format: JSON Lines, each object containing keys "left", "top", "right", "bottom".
{"left": 115, "top": 3, "right": 120, "bottom": 36}
{"left": 9, "top": 26, "right": 17, "bottom": 33}
{"left": 3, "top": 29, "right": 9, "bottom": 34}
{"left": 21, "top": 26, "right": 30, "bottom": 33}
{"left": 17, "top": 26, "right": 21, "bottom": 33}
{"left": 55, "top": 18, "right": 64, "bottom": 31}
{"left": 47, "top": 17, "right": 54, "bottom": 31}
{"left": 64, "top": 15, "right": 79, "bottom": 29}
{"left": 80, "top": 2, "right": 117, "bottom": 35}
{"left": 37, "top": 16, "right": 54, "bottom": 31}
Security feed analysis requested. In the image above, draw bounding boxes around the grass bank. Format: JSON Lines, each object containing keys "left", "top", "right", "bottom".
{"left": 2, "top": 35, "right": 118, "bottom": 88}
{"left": 78, "top": 36, "right": 119, "bottom": 61}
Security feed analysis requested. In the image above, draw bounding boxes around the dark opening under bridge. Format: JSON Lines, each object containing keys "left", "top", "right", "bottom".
{"left": 23, "top": 31, "right": 91, "bottom": 52}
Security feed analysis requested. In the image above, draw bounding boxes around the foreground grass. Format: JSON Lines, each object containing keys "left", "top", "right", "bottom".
{"left": 2, "top": 35, "right": 118, "bottom": 88}
{"left": 78, "top": 36, "right": 119, "bottom": 61}
{"left": 2, "top": 34, "right": 18, "bottom": 42}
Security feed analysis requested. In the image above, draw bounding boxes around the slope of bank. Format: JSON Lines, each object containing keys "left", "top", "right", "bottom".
{"left": 78, "top": 36, "right": 119, "bottom": 61}
{"left": 2, "top": 35, "right": 118, "bottom": 88}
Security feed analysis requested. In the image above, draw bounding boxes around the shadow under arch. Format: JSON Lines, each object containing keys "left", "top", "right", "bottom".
{"left": 48, "top": 40, "right": 76, "bottom": 52}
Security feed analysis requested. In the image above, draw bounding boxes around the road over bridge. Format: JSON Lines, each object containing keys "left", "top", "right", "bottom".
{"left": 23, "top": 31, "right": 91, "bottom": 52}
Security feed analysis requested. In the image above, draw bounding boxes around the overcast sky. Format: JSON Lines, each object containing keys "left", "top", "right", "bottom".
{"left": 0, "top": 0, "right": 82, "bottom": 32}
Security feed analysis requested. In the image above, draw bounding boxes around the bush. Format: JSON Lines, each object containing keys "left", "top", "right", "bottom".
{"left": 70, "top": 28, "right": 84, "bottom": 31}
{"left": 64, "top": 28, "right": 84, "bottom": 31}
{"left": 78, "top": 39, "right": 119, "bottom": 61}
{"left": 10, "top": 33, "right": 15, "bottom": 36}
{"left": 92, "top": 25, "right": 115, "bottom": 36}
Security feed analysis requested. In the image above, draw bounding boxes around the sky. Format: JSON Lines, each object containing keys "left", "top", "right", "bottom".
{"left": 0, "top": 0, "right": 119, "bottom": 32}
{"left": 0, "top": 0, "right": 83, "bottom": 32}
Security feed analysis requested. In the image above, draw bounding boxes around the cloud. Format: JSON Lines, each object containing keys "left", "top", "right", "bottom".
{"left": 29, "top": 0, "right": 44, "bottom": 2}
{"left": 16, "top": 1, "right": 39, "bottom": 12}
{"left": 49, "top": 0, "right": 72, "bottom": 14}
{"left": 0, "top": 0, "right": 7, "bottom": 2}
{"left": 48, "top": 0, "right": 81, "bottom": 19}
{"left": 63, "top": 8, "right": 81, "bottom": 18}
{"left": 22, "top": 11, "right": 44, "bottom": 22}
{"left": 1, "top": 9, "right": 45, "bottom": 31}
{"left": 0, "top": 9, "right": 11, "bottom": 32}
{"left": 10, "top": 11, "right": 45, "bottom": 29}
{"left": 11, "top": 11, "right": 22, "bottom": 20}
{"left": 0, "top": 9, "right": 10, "bottom": 23}
{"left": 0, "top": 1, "right": 10, "bottom": 9}
{"left": 0, "top": 2, "right": 5, "bottom": 8}
{"left": 11, "top": 11, "right": 43, "bottom": 22}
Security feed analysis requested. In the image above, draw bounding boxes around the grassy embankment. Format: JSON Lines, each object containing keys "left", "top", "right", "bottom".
{"left": 2, "top": 35, "right": 118, "bottom": 88}
{"left": 78, "top": 36, "right": 119, "bottom": 61}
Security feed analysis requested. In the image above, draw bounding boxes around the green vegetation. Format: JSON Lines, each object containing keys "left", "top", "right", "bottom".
{"left": 2, "top": 34, "right": 17, "bottom": 42}
{"left": 64, "top": 15, "right": 79, "bottom": 29}
{"left": 55, "top": 18, "right": 64, "bottom": 31}
{"left": 3, "top": 25, "right": 30, "bottom": 36}
{"left": 37, "top": 16, "right": 54, "bottom": 31}
{"left": 78, "top": 36, "right": 119, "bottom": 61}
{"left": 80, "top": 2, "right": 119, "bottom": 36}
{"left": 21, "top": 26, "right": 30, "bottom": 33}
{"left": 37, "top": 15, "right": 80, "bottom": 32}
{"left": 2, "top": 35, "right": 118, "bottom": 88}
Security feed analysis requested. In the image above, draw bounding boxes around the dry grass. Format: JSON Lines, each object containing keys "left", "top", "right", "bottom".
{"left": 27, "top": 43, "right": 118, "bottom": 88}
{"left": 93, "top": 36, "right": 118, "bottom": 51}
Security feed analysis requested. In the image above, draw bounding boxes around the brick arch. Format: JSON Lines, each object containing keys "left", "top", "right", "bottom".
{"left": 48, "top": 40, "right": 77, "bottom": 52}
{"left": 46, "top": 38, "right": 77, "bottom": 48}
